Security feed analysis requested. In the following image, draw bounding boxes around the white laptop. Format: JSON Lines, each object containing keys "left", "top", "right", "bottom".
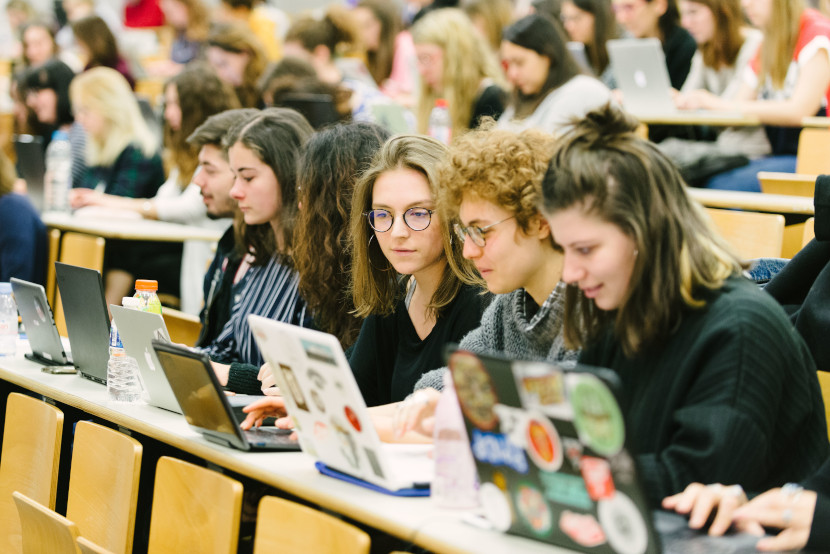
{"left": 11, "top": 278, "right": 72, "bottom": 367}
{"left": 248, "top": 315, "right": 433, "bottom": 493}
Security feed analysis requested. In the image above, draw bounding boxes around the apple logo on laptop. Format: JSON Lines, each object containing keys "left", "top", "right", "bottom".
{"left": 634, "top": 70, "right": 648, "bottom": 88}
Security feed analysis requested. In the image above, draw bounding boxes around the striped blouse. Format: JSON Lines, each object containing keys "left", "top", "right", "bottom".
{"left": 199, "top": 254, "right": 311, "bottom": 367}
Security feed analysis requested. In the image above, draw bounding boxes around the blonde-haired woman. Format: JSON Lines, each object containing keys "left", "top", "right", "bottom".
{"left": 411, "top": 9, "right": 508, "bottom": 138}
{"left": 348, "top": 134, "right": 488, "bottom": 406}
{"left": 69, "top": 66, "right": 163, "bottom": 199}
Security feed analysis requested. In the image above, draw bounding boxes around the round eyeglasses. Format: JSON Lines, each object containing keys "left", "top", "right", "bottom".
{"left": 453, "top": 215, "right": 516, "bottom": 247}
{"left": 365, "top": 207, "right": 434, "bottom": 232}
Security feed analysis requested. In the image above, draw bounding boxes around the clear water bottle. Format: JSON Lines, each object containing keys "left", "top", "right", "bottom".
{"left": 0, "top": 282, "right": 18, "bottom": 356}
{"left": 433, "top": 371, "right": 479, "bottom": 508}
{"left": 134, "top": 280, "right": 162, "bottom": 314}
{"left": 44, "top": 129, "right": 72, "bottom": 212}
{"left": 107, "top": 297, "right": 142, "bottom": 403}
{"left": 428, "top": 98, "right": 452, "bottom": 145}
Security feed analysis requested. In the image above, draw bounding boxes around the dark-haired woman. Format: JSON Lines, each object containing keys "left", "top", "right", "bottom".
{"left": 560, "top": 0, "right": 620, "bottom": 88}
{"left": 496, "top": 14, "right": 612, "bottom": 134}
{"left": 541, "top": 104, "right": 828, "bottom": 504}
{"left": 72, "top": 15, "right": 135, "bottom": 89}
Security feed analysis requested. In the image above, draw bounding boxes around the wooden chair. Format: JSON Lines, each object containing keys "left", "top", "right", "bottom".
{"left": 12, "top": 491, "right": 80, "bottom": 554}
{"left": 759, "top": 173, "right": 816, "bottom": 197}
{"left": 0, "top": 393, "right": 64, "bottom": 553}
{"left": 161, "top": 307, "right": 202, "bottom": 347}
{"left": 705, "top": 208, "right": 786, "bottom": 259}
{"left": 817, "top": 372, "right": 830, "bottom": 442}
{"left": 53, "top": 232, "right": 106, "bottom": 337}
{"left": 77, "top": 537, "right": 114, "bottom": 554}
{"left": 781, "top": 217, "right": 817, "bottom": 258}
{"left": 146, "top": 457, "right": 243, "bottom": 554}
{"left": 756, "top": 127, "right": 830, "bottom": 194}
{"left": 45, "top": 228, "right": 61, "bottom": 308}
{"left": 253, "top": 496, "right": 370, "bottom": 554}
{"left": 65, "top": 421, "right": 142, "bottom": 554}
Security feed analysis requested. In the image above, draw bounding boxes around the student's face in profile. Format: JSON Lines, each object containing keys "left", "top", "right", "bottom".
{"left": 612, "top": 0, "right": 665, "bottom": 39}
{"left": 500, "top": 41, "right": 550, "bottom": 96}
{"left": 415, "top": 42, "right": 444, "bottom": 92}
{"left": 353, "top": 6, "right": 382, "bottom": 52}
{"left": 547, "top": 205, "right": 638, "bottom": 311}
{"left": 458, "top": 195, "right": 554, "bottom": 299}
{"left": 194, "top": 144, "right": 237, "bottom": 219}
{"left": 163, "top": 83, "right": 182, "bottom": 132}
{"left": 228, "top": 143, "right": 281, "bottom": 226}
{"left": 561, "top": 2, "right": 596, "bottom": 45}
{"left": 206, "top": 46, "right": 249, "bottom": 87}
{"left": 160, "top": 0, "right": 189, "bottom": 30}
{"left": 741, "top": 0, "right": 772, "bottom": 28}
{"left": 27, "top": 88, "right": 58, "bottom": 125}
{"left": 73, "top": 101, "right": 107, "bottom": 140}
{"left": 23, "top": 26, "right": 55, "bottom": 67}
{"left": 679, "top": 0, "right": 715, "bottom": 45}
{"left": 370, "top": 168, "right": 445, "bottom": 279}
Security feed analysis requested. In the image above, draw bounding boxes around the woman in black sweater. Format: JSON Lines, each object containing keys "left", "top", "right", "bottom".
{"left": 541, "top": 104, "right": 829, "bottom": 506}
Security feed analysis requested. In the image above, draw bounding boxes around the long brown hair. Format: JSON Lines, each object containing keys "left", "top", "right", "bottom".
{"left": 207, "top": 22, "right": 268, "bottom": 108}
{"left": 349, "top": 135, "right": 480, "bottom": 319}
{"left": 357, "top": 0, "right": 402, "bottom": 86}
{"left": 541, "top": 105, "right": 742, "bottom": 356}
{"left": 690, "top": 0, "right": 746, "bottom": 69}
{"left": 294, "top": 123, "right": 390, "bottom": 347}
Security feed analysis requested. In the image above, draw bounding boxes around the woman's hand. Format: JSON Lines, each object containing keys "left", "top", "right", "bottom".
{"left": 662, "top": 482, "right": 755, "bottom": 536}
{"left": 69, "top": 188, "right": 102, "bottom": 209}
{"left": 392, "top": 388, "right": 442, "bottom": 438}
{"left": 733, "top": 484, "right": 817, "bottom": 552}
{"left": 240, "top": 396, "right": 293, "bottom": 431}
{"left": 675, "top": 89, "right": 734, "bottom": 111}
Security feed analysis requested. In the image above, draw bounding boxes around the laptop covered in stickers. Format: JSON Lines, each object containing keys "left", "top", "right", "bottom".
{"left": 447, "top": 348, "right": 766, "bottom": 554}
{"left": 248, "top": 315, "right": 433, "bottom": 494}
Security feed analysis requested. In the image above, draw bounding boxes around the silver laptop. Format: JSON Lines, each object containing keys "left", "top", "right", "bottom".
{"left": 10, "top": 278, "right": 72, "bottom": 366}
{"left": 249, "top": 315, "right": 433, "bottom": 492}
{"left": 14, "top": 135, "right": 45, "bottom": 212}
{"left": 567, "top": 41, "right": 594, "bottom": 76}
{"left": 110, "top": 305, "right": 181, "bottom": 413}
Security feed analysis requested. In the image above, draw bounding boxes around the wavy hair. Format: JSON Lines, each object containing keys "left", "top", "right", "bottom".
{"left": 350, "top": 134, "right": 481, "bottom": 319}
{"left": 69, "top": 67, "right": 158, "bottom": 166}
{"left": 207, "top": 21, "right": 268, "bottom": 107}
{"left": 222, "top": 108, "right": 313, "bottom": 266}
{"left": 294, "top": 123, "right": 390, "bottom": 347}
{"left": 412, "top": 9, "right": 507, "bottom": 136}
{"left": 164, "top": 62, "right": 240, "bottom": 187}
{"left": 285, "top": 6, "right": 361, "bottom": 57}
{"left": 540, "top": 104, "right": 742, "bottom": 356}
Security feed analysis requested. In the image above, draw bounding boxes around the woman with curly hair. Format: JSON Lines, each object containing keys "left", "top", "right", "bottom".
{"left": 293, "top": 123, "right": 390, "bottom": 349}
{"left": 411, "top": 8, "right": 507, "bottom": 137}
{"left": 206, "top": 21, "right": 268, "bottom": 107}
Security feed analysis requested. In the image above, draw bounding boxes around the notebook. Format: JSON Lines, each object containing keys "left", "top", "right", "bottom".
{"left": 14, "top": 134, "right": 46, "bottom": 213}
{"left": 54, "top": 262, "right": 110, "bottom": 384}
{"left": 248, "top": 315, "right": 433, "bottom": 493}
{"left": 150, "top": 340, "right": 300, "bottom": 452}
{"left": 10, "top": 278, "right": 72, "bottom": 366}
{"left": 447, "top": 348, "right": 763, "bottom": 553}
{"left": 110, "top": 305, "right": 181, "bottom": 414}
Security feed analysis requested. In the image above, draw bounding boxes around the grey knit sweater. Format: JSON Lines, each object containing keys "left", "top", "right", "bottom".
{"left": 414, "top": 281, "right": 578, "bottom": 391}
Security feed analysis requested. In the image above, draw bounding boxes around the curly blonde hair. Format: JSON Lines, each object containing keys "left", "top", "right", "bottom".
{"left": 437, "top": 123, "right": 557, "bottom": 234}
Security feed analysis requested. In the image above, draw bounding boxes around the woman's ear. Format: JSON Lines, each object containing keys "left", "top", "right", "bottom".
{"left": 532, "top": 213, "right": 553, "bottom": 240}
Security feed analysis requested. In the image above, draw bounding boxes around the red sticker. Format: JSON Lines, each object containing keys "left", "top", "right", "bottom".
{"left": 580, "top": 456, "right": 616, "bottom": 501}
{"left": 344, "top": 406, "right": 361, "bottom": 432}
{"left": 559, "top": 510, "right": 606, "bottom": 547}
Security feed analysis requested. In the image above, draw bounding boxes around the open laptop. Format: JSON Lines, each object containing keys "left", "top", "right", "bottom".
{"left": 10, "top": 278, "right": 72, "bottom": 367}
{"left": 568, "top": 42, "right": 594, "bottom": 76}
{"left": 150, "top": 340, "right": 300, "bottom": 451}
{"left": 14, "top": 135, "right": 46, "bottom": 212}
{"left": 249, "top": 315, "right": 433, "bottom": 493}
{"left": 447, "top": 348, "right": 764, "bottom": 553}
{"left": 54, "top": 262, "right": 110, "bottom": 384}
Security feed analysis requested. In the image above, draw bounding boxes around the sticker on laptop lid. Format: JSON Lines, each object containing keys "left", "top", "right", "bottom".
{"left": 480, "top": 482, "right": 512, "bottom": 532}
{"left": 513, "top": 361, "right": 572, "bottom": 419}
{"left": 525, "top": 415, "right": 563, "bottom": 472}
{"left": 597, "top": 492, "right": 649, "bottom": 554}
{"left": 559, "top": 510, "right": 607, "bottom": 548}
{"left": 568, "top": 373, "right": 625, "bottom": 456}
{"left": 450, "top": 351, "right": 499, "bottom": 431}
{"left": 515, "top": 482, "right": 552, "bottom": 536}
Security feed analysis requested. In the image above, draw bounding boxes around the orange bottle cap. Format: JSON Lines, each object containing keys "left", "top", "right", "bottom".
{"left": 134, "top": 279, "right": 158, "bottom": 291}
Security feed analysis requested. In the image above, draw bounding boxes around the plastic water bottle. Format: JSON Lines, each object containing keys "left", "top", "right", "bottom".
{"left": 44, "top": 130, "right": 72, "bottom": 212}
{"left": 134, "top": 280, "right": 162, "bottom": 314}
{"left": 433, "top": 371, "right": 479, "bottom": 508}
{"left": 107, "top": 297, "right": 142, "bottom": 403}
{"left": 0, "top": 283, "right": 18, "bottom": 356}
{"left": 428, "top": 98, "right": 452, "bottom": 145}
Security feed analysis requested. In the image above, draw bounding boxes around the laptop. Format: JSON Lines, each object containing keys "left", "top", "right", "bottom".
{"left": 10, "top": 278, "right": 72, "bottom": 367}
{"left": 608, "top": 38, "right": 743, "bottom": 120}
{"left": 110, "top": 305, "right": 181, "bottom": 413}
{"left": 248, "top": 316, "right": 433, "bottom": 493}
{"left": 447, "top": 348, "right": 764, "bottom": 553}
{"left": 14, "top": 135, "right": 46, "bottom": 213}
{"left": 54, "top": 262, "right": 110, "bottom": 384}
{"left": 150, "top": 340, "right": 300, "bottom": 452}
{"left": 567, "top": 42, "right": 594, "bottom": 76}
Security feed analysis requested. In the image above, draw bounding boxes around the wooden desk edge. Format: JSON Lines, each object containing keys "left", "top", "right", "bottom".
{"left": 687, "top": 188, "right": 815, "bottom": 214}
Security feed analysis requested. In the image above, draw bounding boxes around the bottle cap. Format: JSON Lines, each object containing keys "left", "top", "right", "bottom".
{"left": 121, "top": 297, "right": 141, "bottom": 309}
{"left": 134, "top": 279, "right": 158, "bottom": 291}
{"left": 435, "top": 98, "right": 448, "bottom": 108}
{"left": 51, "top": 129, "right": 69, "bottom": 141}
{"left": 0, "top": 282, "right": 11, "bottom": 294}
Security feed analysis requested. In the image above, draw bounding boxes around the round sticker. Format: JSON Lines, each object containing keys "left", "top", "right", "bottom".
{"left": 344, "top": 405, "right": 361, "bottom": 432}
{"left": 597, "top": 492, "right": 649, "bottom": 554}
{"left": 515, "top": 482, "right": 552, "bottom": 536}
{"left": 524, "top": 414, "right": 563, "bottom": 472}
{"left": 480, "top": 482, "right": 512, "bottom": 532}
{"left": 569, "top": 374, "right": 625, "bottom": 456}
{"left": 450, "top": 351, "right": 499, "bottom": 430}
{"left": 559, "top": 510, "right": 607, "bottom": 548}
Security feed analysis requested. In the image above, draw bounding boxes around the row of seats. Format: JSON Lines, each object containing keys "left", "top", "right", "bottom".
{"left": 0, "top": 392, "right": 371, "bottom": 554}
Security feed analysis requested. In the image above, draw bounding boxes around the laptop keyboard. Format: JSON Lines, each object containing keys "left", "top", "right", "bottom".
{"left": 243, "top": 426, "right": 297, "bottom": 447}
{"left": 654, "top": 511, "right": 762, "bottom": 554}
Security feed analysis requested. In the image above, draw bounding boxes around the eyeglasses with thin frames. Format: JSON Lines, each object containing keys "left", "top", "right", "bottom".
{"left": 365, "top": 207, "right": 435, "bottom": 232}
{"left": 454, "top": 215, "right": 516, "bottom": 247}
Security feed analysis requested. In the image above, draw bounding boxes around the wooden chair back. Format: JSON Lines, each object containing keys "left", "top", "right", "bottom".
{"left": 77, "top": 536, "right": 115, "bottom": 554}
{"left": 66, "top": 422, "right": 142, "bottom": 554}
{"left": 161, "top": 307, "right": 202, "bottom": 347}
{"left": 0, "top": 393, "right": 64, "bottom": 553}
{"left": 804, "top": 217, "right": 816, "bottom": 247}
{"left": 147, "top": 457, "right": 243, "bottom": 554}
{"left": 817, "top": 371, "right": 830, "bottom": 442}
{"left": 253, "top": 496, "right": 370, "bottom": 554}
{"left": 706, "top": 208, "right": 786, "bottom": 259}
{"left": 12, "top": 491, "right": 80, "bottom": 554}
{"left": 53, "top": 232, "right": 106, "bottom": 337}
{"left": 796, "top": 128, "right": 830, "bottom": 174}
{"left": 758, "top": 173, "right": 816, "bottom": 197}
{"left": 45, "top": 228, "right": 61, "bottom": 308}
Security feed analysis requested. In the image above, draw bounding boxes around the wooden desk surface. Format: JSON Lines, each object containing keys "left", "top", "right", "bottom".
{"left": 687, "top": 188, "right": 815, "bottom": 215}
{"left": 42, "top": 211, "right": 224, "bottom": 243}
{"left": 632, "top": 111, "right": 760, "bottom": 127}
{"left": 802, "top": 116, "right": 830, "bottom": 128}
{"left": 0, "top": 347, "right": 565, "bottom": 554}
